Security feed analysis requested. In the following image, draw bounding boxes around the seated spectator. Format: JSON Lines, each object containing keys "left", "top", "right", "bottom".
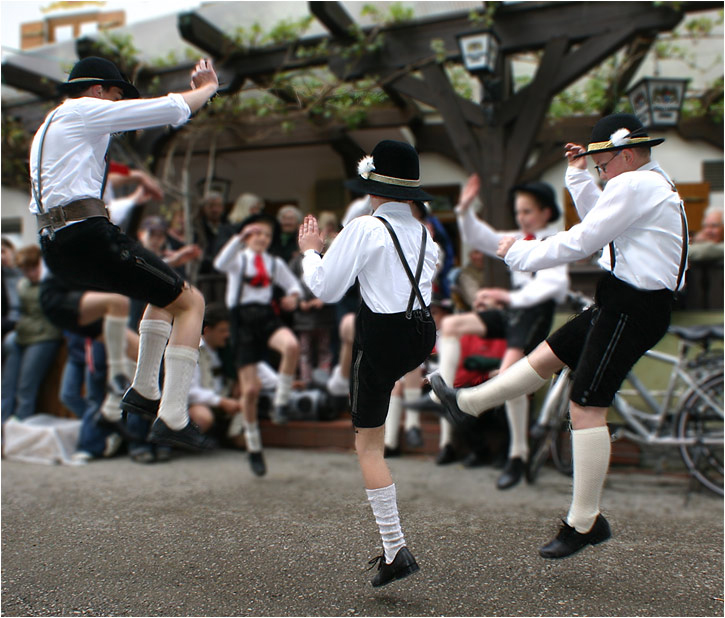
{"left": 187, "top": 303, "right": 241, "bottom": 437}
{"left": 193, "top": 192, "right": 235, "bottom": 275}
{"left": 273, "top": 204, "right": 304, "bottom": 264}
{"left": 1, "top": 245, "right": 62, "bottom": 422}
{"left": 452, "top": 249, "right": 487, "bottom": 311}
{"left": 106, "top": 164, "right": 164, "bottom": 233}
{"left": 689, "top": 203, "right": 724, "bottom": 262}
{"left": 2, "top": 237, "right": 22, "bottom": 349}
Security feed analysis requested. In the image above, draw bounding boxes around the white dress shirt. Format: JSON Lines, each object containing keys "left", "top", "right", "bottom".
{"left": 457, "top": 207, "right": 569, "bottom": 307}
{"left": 302, "top": 202, "right": 438, "bottom": 314}
{"left": 505, "top": 161, "right": 687, "bottom": 292}
{"left": 28, "top": 94, "right": 190, "bottom": 214}
{"left": 214, "top": 238, "right": 302, "bottom": 308}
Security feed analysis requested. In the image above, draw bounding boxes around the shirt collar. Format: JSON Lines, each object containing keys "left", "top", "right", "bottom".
{"left": 373, "top": 201, "right": 416, "bottom": 219}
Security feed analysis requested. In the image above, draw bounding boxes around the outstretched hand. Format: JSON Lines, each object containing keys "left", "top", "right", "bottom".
{"left": 457, "top": 173, "right": 481, "bottom": 213}
{"left": 298, "top": 215, "right": 324, "bottom": 253}
{"left": 190, "top": 58, "right": 218, "bottom": 91}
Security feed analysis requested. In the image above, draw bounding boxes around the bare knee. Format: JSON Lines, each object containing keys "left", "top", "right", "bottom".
{"left": 108, "top": 294, "right": 130, "bottom": 316}
{"left": 168, "top": 284, "right": 205, "bottom": 317}
{"left": 340, "top": 313, "right": 355, "bottom": 342}
{"left": 569, "top": 402, "right": 607, "bottom": 430}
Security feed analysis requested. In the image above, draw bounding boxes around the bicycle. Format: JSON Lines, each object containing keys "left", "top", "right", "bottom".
{"left": 527, "top": 302, "right": 723, "bottom": 496}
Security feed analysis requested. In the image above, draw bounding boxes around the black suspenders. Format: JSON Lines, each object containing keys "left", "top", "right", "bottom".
{"left": 375, "top": 216, "right": 430, "bottom": 319}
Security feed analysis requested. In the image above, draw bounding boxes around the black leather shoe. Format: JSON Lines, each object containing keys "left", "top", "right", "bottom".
{"left": 368, "top": 547, "right": 419, "bottom": 587}
{"left": 404, "top": 426, "right": 423, "bottom": 448}
{"left": 402, "top": 393, "right": 443, "bottom": 412}
{"left": 271, "top": 404, "right": 290, "bottom": 425}
{"left": 249, "top": 451, "right": 267, "bottom": 476}
{"left": 108, "top": 374, "right": 132, "bottom": 397}
{"left": 496, "top": 457, "right": 526, "bottom": 490}
{"left": 435, "top": 443, "right": 457, "bottom": 465}
{"left": 120, "top": 388, "right": 159, "bottom": 421}
{"left": 384, "top": 445, "right": 401, "bottom": 458}
{"left": 148, "top": 418, "right": 217, "bottom": 451}
{"left": 539, "top": 515, "right": 611, "bottom": 559}
{"left": 463, "top": 451, "right": 487, "bottom": 468}
{"left": 429, "top": 375, "right": 475, "bottom": 427}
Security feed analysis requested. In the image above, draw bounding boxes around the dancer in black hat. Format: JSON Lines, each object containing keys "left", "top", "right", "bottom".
{"left": 298, "top": 140, "right": 438, "bottom": 587}
{"left": 431, "top": 113, "right": 688, "bottom": 559}
{"left": 29, "top": 56, "right": 219, "bottom": 451}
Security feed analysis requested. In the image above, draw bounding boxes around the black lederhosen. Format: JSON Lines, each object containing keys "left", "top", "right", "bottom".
{"left": 478, "top": 300, "right": 556, "bottom": 355}
{"left": 229, "top": 303, "right": 284, "bottom": 369}
{"left": 547, "top": 273, "right": 673, "bottom": 408}
{"left": 39, "top": 276, "right": 103, "bottom": 339}
{"left": 40, "top": 217, "right": 185, "bottom": 310}
{"left": 350, "top": 302, "right": 436, "bottom": 428}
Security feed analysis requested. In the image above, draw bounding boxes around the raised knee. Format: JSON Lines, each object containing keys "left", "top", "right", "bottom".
{"left": 109, "top": 294, "right": 130, "bottom": 315}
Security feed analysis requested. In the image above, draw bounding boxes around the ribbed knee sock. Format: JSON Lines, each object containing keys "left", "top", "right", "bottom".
{"left": 403, "top": 388, "right": 421, "bottom": 430}
{"left": 132, "top": 319, "right": 172, "bottom": 400}
{"left": 103, "top": 315, "right": 127, "bottom": 379}
{"left": 505, "top": 395, "right": 529, "bottom": 461}
{"left": 567, "top": 426, "right": 611, "bottom": 533}
{"left": 243, "top": 420, "right": 262, "bottom": 453}
{"left": 439, "top": 418, "right": 453, "bottom": 448}
{"left": 366, "top": 483, "right": 406, "bottom": 564}
{"left": 273, "top": 373, "right": 294, "bottom": 406}
{"left": 157, "top": 345, "right": 198, "bottom": 430}
{"left": 384, "top": 395, "right": 403, "bottom": 449}
{"left": 430, "top": 336, "right": 460, "bottom": 404}
{"left": 457, "top": 357, "right": 547, "bottom": 416}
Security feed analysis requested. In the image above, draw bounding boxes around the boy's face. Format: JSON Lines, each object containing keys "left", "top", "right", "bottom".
{"left": 245, "top": 222, "right": 273, "bottom": 253}
{"left": 139, "top": 229, "right": 166, "bottom": 255}
{"left": 515, "top": 193, "right": 551, "bottom": 236}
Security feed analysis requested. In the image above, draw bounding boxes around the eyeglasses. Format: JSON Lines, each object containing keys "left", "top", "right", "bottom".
{"left": 594, "top": 150, "right": 621, "bottom": 176}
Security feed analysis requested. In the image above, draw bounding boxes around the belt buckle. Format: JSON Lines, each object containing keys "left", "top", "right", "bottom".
{"left": 48, "top": 207, "right": 66, "bottom": 230}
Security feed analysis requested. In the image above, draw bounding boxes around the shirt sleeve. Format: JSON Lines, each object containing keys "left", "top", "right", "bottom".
{"left": 187, "top": 363, "right": 221, "bottom": 407}
{"left": 273, "top": 257, "right": 303, "bottom": 296}
{"left": 81, "top": 93, "right": 191, "bottom": 136}
{"left": 508, "top": 264, "right": 569, "bottom": 308}
{"left": 213, "top": 235, "right": 243, "bottom": 274}
{"left": 505, "top": 173, "right": 644, "bottom": 272}
{"left": 302, "top": 218, "right": 373, "bottom": 303}
{"left": 457, "top": 207, "right": 507, "bottom": 258}
{"left": 565, "top": 167, "right": 603, "bottom": 220}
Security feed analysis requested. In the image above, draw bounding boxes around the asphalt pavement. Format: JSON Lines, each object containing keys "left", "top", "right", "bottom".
{"left": 1, "top": 447, "right": 723, "bottom": 617}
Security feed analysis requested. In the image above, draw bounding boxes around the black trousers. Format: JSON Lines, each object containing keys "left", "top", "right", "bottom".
{"left": 350, "top": 302, "right": 436, "bottom": 428}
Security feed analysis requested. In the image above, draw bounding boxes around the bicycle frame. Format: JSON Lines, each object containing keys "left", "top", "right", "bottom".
{"left": 612, "top": 342, "right": 723, "bottom": 447}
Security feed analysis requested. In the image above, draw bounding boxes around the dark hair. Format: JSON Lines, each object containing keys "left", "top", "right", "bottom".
{"left": 202, "top": 302, "right": 230, "bottom": 331}
{"left": 1, "top": 237, "right": 15, "bottom": 251}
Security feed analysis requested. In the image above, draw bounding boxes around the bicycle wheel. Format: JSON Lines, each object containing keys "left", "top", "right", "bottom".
{"left": 528, "top": 369, "right": 572, "bottom": 482}
{"left": 676, "top": 372, "right": 724, "bottom": 496}
{"left": 551, "top": 416, "right": 573, "bottom": 477}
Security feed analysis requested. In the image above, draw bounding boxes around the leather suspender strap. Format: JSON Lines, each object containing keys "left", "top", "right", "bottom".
{"left": 234, "top": 253, "right": 278, "bottom": 306}
{"left": 375, "top": 216, "right": 430, "bottom": 319}
{"left": 31, "top": 108, "right": 60, "bottom": 214}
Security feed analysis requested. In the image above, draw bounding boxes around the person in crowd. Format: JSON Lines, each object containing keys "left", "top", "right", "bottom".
{"left": 106, "top": 163, "right": 164, "bottom": 232}
{"left": 30, "top": 55, "right": 220, "bottom": 451}
{"left": 299, "top": 140, "right": 437, "bottom": 588}
{"left": 431, "top": 113, "right": 687, "bottom": 559}
{"left": 1, "top": 245, "right": 63, "bottom": 422}
{"left": 187, "top": 303, "right": 242, "bottom": 438}
{"left": 228, "top": 192, "right": 265, "bottom": 229}
{"left": 432, "top": 173, "right": 568, "bottom": 490}
{"left": 689, "top": 203, "right": 723, "bottom": 261}
{"left": 452, "top": 248, "right": 487, "bottom": 311}
{"left": 214, "top": 213, "right": 302, "bottom": 476}
{"left": 193, "top": 191, "right": 235, "bottom": 275}
{"left": 2, "top": 237, "right": 22, "bottom": 348}
{"left": 273, "top": 205, "right": 304, "bottom": 265}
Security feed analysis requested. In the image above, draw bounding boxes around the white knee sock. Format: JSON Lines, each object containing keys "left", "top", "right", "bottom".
{"left": 273, "top": 373, "right": 294, "bottom": 407}
{"left": 457, "top": 357, "right": 547, "bottom": 416}
{"left": 567, "top": 426, "right": 611, "bottom": 533}
{"left": 384, "top": 395, "right": 403, "bottom": 449}
{"left": 403, "top": 388, "right": 421, "bottom": 430}
{"left": 430, "top": 336, "right": 460, "bottom": 403}
{"left": 439, "top": 417, "right": 453, "bottom": 449}
{"left": 132, "top": 319, "right": 172, "bottom": 400}
{"left": 101, "top": 392, "right": 122, "bottom": 422}
{"left": 103, "top": 315, "right": 127, "bottom": 379}
{"left": 157, "top": 345, "right": 198, "bottom": 430}
{"left": 366, "top": 483, "right": 406, "bottom": 564}
{"left": 505, "top": 395, "right": 529, "bottom": 461}
{"left": 243, "top": 420, "right": 262, "bottom": 453}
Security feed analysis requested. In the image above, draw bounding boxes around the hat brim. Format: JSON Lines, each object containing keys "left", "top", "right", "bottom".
{"left": 345, "top": 177, "right": 434, "bottom": 202}
{"left": 510, "top": 183, "right": 560, "bottom": 223}
{"left": 57, "top": 78, "right": 140, "bottom": 99}
{"left": 573, "top": 138, "right": 665, "bottom": 159}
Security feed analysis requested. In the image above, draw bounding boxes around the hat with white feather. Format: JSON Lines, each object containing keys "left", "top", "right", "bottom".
{"left": 573, "top": 113, "right": 665, "bottom": 159}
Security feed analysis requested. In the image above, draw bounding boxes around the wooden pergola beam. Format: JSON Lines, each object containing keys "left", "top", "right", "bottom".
{"left": 1, "top": 63, "right": 62, "bottom": 100}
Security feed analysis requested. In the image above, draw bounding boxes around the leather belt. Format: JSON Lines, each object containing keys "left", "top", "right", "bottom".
{"left": 36, "top": 198, "right": 109, "bottom": 232}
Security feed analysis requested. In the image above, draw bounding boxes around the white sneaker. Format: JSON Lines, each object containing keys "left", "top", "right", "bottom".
{"left": 70, "top": 451, "right": 92, "bottom": 465}
{"left": 227, "top": 413, "right": 245, "bottom": 438}
{"left": 103, "top": 433, "right": 123, "bottom": 457}
{"left": 326, "top": 365, "right": 349, "bottom": 397}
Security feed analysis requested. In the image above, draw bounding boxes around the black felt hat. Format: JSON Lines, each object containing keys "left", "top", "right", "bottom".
{"left": 510, "top": 181, "right": 561, "bottom": 223}
{"left": 345, "top": 140, "right": 433, "bottom": 202}
{"left": 58, "top": 56, "right": 139, "bottom": 99}
{"left": 574, "top": 112, "right": 664, "bottom": 158}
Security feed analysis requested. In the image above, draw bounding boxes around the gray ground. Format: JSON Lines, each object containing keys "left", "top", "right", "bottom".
{"left": 2, "top": 448, "right": 723, "bottom": 617}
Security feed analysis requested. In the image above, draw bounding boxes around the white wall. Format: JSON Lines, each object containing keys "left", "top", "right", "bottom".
{"left": 1, "top": 186, "right": 36, "bottom": 248}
